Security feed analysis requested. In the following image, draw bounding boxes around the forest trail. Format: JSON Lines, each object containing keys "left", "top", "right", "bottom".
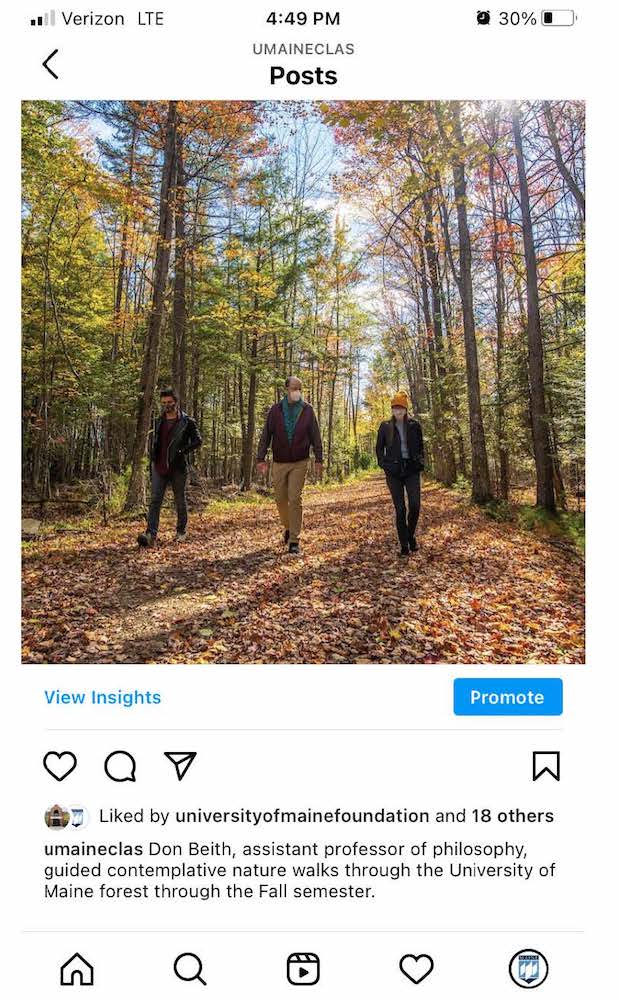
{"left": 22, "top": 476, "right": 584, "bottom": 665}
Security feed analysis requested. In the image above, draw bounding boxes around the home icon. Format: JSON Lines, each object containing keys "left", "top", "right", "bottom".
{"left": 60, "top": 953, "right": 94, "bottom": 986}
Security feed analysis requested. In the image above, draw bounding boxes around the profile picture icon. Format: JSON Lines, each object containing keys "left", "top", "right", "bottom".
{"left": 45, "top": 804, "right": 89, "bottom": 830}
{"left": 508, "top": 949, "right": 549, "bottom": 988}
{"left": 45, "top": 804, "right": 70, "bottom": 829}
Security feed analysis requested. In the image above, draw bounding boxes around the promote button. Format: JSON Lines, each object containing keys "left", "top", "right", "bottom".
{"left": 454, "top": 678, "right": 563, "bottom": 716}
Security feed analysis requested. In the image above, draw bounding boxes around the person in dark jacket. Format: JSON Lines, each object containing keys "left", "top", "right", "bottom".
{"left": 137, "top": 388, "right": 202, "bottom": 547}
{"left": 256, "top": 376, "right": 323, "bottom": 556}
{"left": 376, "top": 391, "right": 424, "bottom": 558}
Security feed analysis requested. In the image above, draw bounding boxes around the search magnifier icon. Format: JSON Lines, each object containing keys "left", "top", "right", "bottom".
{"left": 174, "top": 952, "right": 206, "bottom": 986}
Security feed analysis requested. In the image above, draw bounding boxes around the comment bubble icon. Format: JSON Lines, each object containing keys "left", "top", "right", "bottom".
{"left": 104, "top": 750, "right": 137, "bottom": 783}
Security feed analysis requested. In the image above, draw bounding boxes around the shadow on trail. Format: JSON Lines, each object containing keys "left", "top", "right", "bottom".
{"left": 22, "top": 474, "right": 585, "bottom": 665}
{"left": 112, "top": 540, "right": 421, "bottom": 663}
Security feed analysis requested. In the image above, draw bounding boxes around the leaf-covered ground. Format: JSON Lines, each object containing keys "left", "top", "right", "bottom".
{"left": 22, "top": 476, "right": 585, "bottom": 664}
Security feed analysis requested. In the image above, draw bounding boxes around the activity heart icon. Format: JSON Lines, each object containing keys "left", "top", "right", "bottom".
{"left": 43, "top": 751, "right": 77, "bottom": 782}
{"left": 399, "top": 954, "right": 434, "bottom": 985}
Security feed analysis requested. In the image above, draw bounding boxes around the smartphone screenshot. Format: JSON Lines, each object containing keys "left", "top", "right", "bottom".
{"left": 5, "top": 0, "right": 618, "bottom": 995}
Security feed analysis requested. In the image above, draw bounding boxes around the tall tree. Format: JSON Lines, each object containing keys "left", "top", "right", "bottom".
{"left": 172, "top": 128, "right": 187, "bottom": 408}
{"left": 125, "top": 101, "right": 178, "bottom": 509}
{"left": 543, "top": 101, "right": 585, "bottom": 222}
{"left": 512, "top": 102, "right": 556, "bottom": 511}
{"left": 447, "top": 102, "right": 492, "bottom": 502}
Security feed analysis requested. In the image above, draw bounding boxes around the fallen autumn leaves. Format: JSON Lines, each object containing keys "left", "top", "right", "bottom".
{"left": 22, "top": 476, "right": 584, "bottom": 664}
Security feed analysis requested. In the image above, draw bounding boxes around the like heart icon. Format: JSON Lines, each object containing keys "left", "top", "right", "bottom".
{"left": 43, "top": 751, "right": 78, "bottom": 782}
{"left": 399, "top": 954, "right": 434, "bottom": 985}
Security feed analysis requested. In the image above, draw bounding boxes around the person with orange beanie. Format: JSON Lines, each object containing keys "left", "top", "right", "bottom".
{"left": 375, "top": 391, "right": 424, "bottom": 557}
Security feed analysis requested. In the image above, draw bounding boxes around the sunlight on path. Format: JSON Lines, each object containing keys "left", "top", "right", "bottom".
{"left": 22, "top": 476, "right": 584, "bottom": 665}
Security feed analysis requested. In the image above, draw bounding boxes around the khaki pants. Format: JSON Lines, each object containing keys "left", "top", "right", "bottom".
{"left": 272, "top": 459, "right": 308, "bottom": 543}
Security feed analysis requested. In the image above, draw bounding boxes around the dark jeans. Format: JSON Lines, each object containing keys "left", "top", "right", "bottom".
{"left": 147, "top": 466, "right": 188, "bottom": 537}
{"left": 385, "top": 468, "right": 421, "bottom": 548}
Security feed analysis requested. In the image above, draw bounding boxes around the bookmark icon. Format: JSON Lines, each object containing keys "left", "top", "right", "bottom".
{"left": 532, "top": 751, "right": 560, "bottom": 782}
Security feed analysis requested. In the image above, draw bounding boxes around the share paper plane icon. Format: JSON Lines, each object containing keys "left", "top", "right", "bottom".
{"left": 164, "top": 752, "right": 197, "bottom": 781}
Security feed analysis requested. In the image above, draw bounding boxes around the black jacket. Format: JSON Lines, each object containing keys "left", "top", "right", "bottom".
{"left": 150, "top": 411, "right": 202, "bottom": 473}
{"left": 376, "top": 417, "right": 424, "bottom": 476}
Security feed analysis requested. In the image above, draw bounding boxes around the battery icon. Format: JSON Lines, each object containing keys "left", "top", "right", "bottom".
{"left": 541, "top": 9, "right": 576, "bottom": 25}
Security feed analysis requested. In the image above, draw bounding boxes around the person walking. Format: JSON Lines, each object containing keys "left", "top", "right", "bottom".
{"left": 376, "top": 391, "right": 424, "bottom": 557}
{"left": 256, "top": 376, "right": 323, "bottom": 556}
{"left": 137, "top": 388, "right": 202, "bottom": 547}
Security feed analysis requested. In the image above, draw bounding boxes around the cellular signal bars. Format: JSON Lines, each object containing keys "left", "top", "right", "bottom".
{"left": 30, "top": 10, "right": 56, "bottom": 27}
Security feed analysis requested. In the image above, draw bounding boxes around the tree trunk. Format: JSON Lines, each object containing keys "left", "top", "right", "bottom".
{"left": 439, "top": 272, "right": 467, "bottom": 477}
{"left": 241, "top": 330, "right": 258, "bottom": 490}
{"left": 542, "top": 101, "right": 585, "bottom": 222}
{"left": 125, "top": 101, "right": 178, "bottom": 510}
{"left": 172, "top": 129, "right": 187, "bottom": 409}
{"left": 113, "top": 117, "right": 138, "bottom": 359}
{"left": 489, "top": 150, "right": 510, "bottom": 500}
{"left": 326, "top": 248, "right": 341, "bottom": 479}
{"left": 417, "top": 243, "right": 442, "bottom": 479}
{"left": 512, "top": 103, "right": 556, "bottom": 511}
{"left": 241, "top": 217, "right": 263, "bottom": 491}
{"left": 421, "top": 190, "right": 456, "bottom": 485}
{"left": 450, "top": 103, "right": 492, "bottom": 503}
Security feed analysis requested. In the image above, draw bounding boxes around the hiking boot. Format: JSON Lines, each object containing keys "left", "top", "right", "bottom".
{"left": 174, "top": 531, "right": 188, "bottom": 542}
{"left": 137, "top": 531, "right": 155, "bottom": 548}
{"left": 288, "top": 541, "right": 301, "bottom": 556}
{"left": 284, "top": 529, "right": 290, "bottom": 546}
{"left": 399, "top": 545, "right": 410, "bottom": 558}
{"left": 409, "top": 535, "right": 418, "bottom": 552}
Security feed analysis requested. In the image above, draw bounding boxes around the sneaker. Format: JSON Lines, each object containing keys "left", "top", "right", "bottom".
{"left": 137, "top": 531, "right": 155, "bottom": 548}
{"left": 175, "top": 531, "right": 188, "bottom": 542}
{"left": 399, "top": 545, "right": 410, "bottom": 558}
{"left": 409, "top": 535, "right": 418, "bottom": 552}
{"left": 288, "top": 541, "right": 300, "bottom": 556}
{"left": 284, "top": 529, "right": 290, "bottom": 545}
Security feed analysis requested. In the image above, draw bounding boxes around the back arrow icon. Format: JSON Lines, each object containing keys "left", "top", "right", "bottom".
{"left": 43, "top": 49, "right": 59, "bottom": 79}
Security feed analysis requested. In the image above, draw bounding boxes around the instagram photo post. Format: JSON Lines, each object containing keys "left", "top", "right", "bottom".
{"left": 3, "top": 1, "right": 619, "bottom": 997}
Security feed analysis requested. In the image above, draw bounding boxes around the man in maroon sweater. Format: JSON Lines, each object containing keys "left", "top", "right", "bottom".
{"left": 256, "top": 376, "right": 323, "bottom": 555}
